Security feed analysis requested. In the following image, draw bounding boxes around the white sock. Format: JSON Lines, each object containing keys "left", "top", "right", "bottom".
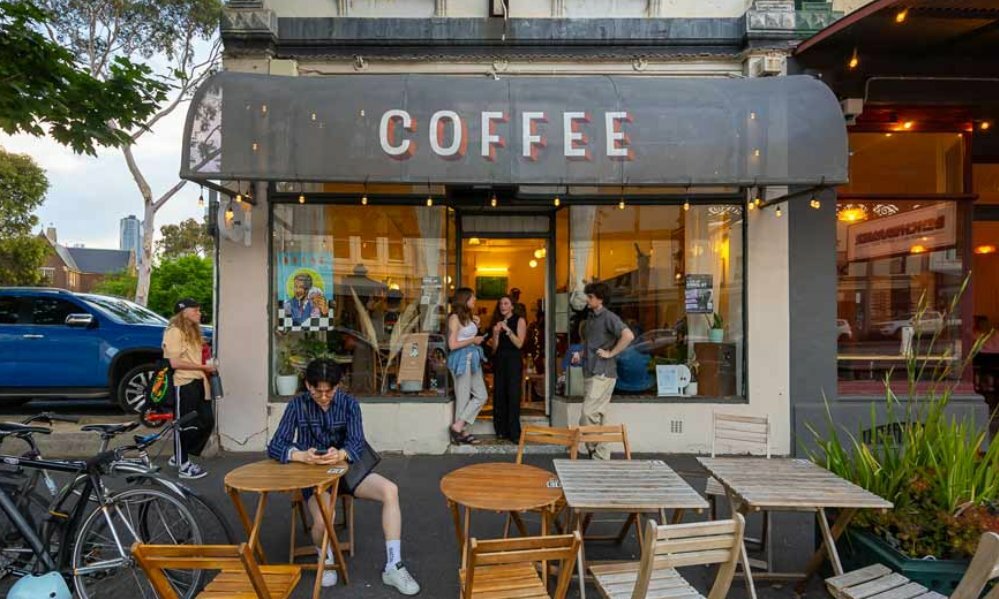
{"left": 317, "top": 546, "right": 335, "bottom": 565}
{"left": 385, "top": 540, "right": 402, "bottom": 570}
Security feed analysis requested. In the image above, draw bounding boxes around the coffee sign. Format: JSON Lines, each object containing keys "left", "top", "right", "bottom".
{"left": 847, "top": 203, "right": 956, "bottom": 262}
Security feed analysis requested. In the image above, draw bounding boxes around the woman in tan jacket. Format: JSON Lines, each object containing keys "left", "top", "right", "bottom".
{"left": 161, "top": 298, "right": 215, "bottom": 479}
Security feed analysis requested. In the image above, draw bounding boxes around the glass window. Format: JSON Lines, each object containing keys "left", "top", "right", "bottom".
{"left": 554, "top": 204, "right": 745, "bottom": 398}
{"left": 80, "top": 295, "right": 167, "bottom": 325}
{"left": 31, "top": 298, "right": 82, "bottom": 326}
{"left": 272, "top": 204, "right": 450, "bottom": 397}
{"left": 843, "top": 133, "right": 965, "bottom": 195}
{"left": 836, "top": 199, "right": 966, "bottom": 382}
{"left": 0, "top": 297, "right": 21, "bottom": 324}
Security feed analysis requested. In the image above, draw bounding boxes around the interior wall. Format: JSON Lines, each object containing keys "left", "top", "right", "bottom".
{"left": 973, "top": 164, "right": 999, "bottom": 325}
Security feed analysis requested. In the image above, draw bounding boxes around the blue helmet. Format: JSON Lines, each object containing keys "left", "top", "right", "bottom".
{"left": 7, "top": 572, "right": 72, "bottom": 599}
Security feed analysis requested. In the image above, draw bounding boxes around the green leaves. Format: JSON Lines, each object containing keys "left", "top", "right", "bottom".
{"left": 0, "top": 0, "right": 169, "bottom": 155}
{"left": 0, "top": 148, "right": 50, "bottom": 285}
{"left": 147, "top": 255, "right": 213, "bottom": 323}
{"left": 157, "top": 218, "right": 212, "bottom": 260}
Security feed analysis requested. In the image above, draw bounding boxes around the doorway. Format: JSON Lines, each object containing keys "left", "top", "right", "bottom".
{"left": 457, "top": 222, "right": 552, "bottom": 420}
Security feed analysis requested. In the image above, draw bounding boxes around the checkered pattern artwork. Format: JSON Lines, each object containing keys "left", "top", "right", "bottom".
{"left": 276, "top": 308, "right": 335, "bottom": 332}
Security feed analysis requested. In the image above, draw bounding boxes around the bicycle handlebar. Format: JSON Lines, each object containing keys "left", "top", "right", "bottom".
{"left": 126, "top": 411, "right": 199, "bottom": 453}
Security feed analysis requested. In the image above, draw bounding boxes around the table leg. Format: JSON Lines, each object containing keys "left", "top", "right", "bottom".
{"left": 313, "top": 483, "right": 349, "bottom": 591}
{"left": 510, "top": 511, "right": 529, "bottom": 537}
{"left": 247, "top": 492, "right": 269, "bottom": 564}
{"left": 541, "top": 506, "right": 549, "bottom": 587}
{"left": 462, "top": 506, "right": 472, "bottom": 571}
{"left": 671, "top": 508, "right": 686, "bottom": 525}
{"left": 659, "top": 509, "right": 668, "bottom": 525}
{"left": 574, "top": 510, "right": 588, "bottom": 599}
{"left": 226, "top": 486, "right": 267, "bottom": 564}
{"left": 794, "top": 507, "right": 858, "bottom": 593}
{"left": 448, "top": 500, "right": 464, "bottom": 552}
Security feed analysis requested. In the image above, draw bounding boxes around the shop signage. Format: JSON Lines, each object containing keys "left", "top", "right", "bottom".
{"left": 847, "top": 203, "right": 956, "bottom": 262}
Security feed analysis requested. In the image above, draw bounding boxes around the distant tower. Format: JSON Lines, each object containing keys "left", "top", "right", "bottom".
{"left": 119, "top": 215, "right": 143, "bottom": 265}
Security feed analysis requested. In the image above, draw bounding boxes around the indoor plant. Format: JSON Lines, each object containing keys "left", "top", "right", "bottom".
{"left": 275, "top": 349, "right": 300, "bottom": 396}
{"left": 686, "top": 354, "right": 699, "bottom": 396}
{"left": 705, "top": 312, "right": 724, "bottom": 342}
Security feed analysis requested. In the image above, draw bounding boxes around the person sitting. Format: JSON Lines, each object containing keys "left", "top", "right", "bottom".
{"left": 267, "top": 359, "right": 421, "bottom": 595}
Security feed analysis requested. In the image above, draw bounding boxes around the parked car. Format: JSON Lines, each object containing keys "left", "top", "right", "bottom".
{"left": 0, "top": 288, "right": 210, "bottom": 412}
{"left": 836, "top": 319, "right": 853, "bottom": 342}
{"left": 875, "top": 311, "right": 945, "bottom": 338}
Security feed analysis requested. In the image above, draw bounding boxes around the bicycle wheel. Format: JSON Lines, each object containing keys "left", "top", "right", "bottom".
{"left": 71, "top": 488, "right": 203, "bottom": 599}
{"left": 0, "top": 489, "right": 50, "bottom": 575}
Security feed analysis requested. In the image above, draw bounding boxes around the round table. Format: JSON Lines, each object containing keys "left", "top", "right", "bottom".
{"left": 440, "top": 462, "right": 563, "bottom": 569}
{"left": 224, "top": 460, "right": 349, "bottom": 599}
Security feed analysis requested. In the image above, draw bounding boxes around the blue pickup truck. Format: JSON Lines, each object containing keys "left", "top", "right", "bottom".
{"left": 0, "top": 288, "right": 209, "bottom": 412}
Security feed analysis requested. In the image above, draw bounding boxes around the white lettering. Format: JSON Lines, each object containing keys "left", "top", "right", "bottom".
{"left": 605, "top": 111, "right": 632, "bottom": 159}
{"left": 522, "top": 111, "right": 546, "bottom": 160}
{"left": 563, "top": 111, "right": 589, "bottom": 159}
{"left": 429, "top": 110, "right": 464, "bottom": 157}
{"left": 379, "top": 109, "right": 414, "bottom": 157}
{"left": 481, "top": 111, "right": 506, "bottom": 160}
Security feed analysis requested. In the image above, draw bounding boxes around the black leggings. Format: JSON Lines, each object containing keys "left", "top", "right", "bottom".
{"left": 174, "top": 381, "right": 215, "bottom": 464}
{"left": 492, "top": 351, "right": 523, "bottom": 442}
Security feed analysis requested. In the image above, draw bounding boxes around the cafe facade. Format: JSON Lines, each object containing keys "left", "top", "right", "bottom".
{"left": 184, "top": 0, "right": 985, "bottom": 456}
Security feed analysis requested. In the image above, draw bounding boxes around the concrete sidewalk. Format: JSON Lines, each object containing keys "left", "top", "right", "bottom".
{"left": 168, "top": 452, "right": 825, "bottom": 599}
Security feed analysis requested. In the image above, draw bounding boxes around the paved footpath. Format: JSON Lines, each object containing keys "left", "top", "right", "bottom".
{"left": 3, "top": 452, "right": 829, "bottom": 598}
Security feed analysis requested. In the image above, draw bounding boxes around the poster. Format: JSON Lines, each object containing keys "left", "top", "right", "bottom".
{"left": 684, "top": 274, "right": 714, "bottom": 314}
{"left": 276, "top": 251, "right": 334, "bottom": 330}
{"left": 656, "top": 365, "right": 680, "bottom": 396}
{"left": 398, "top": 333, "right": 430, "bottom": 387}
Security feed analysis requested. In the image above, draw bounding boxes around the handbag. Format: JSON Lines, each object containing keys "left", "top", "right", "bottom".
{"left": 342, "top": 440, "right": 381, "bottom": 494}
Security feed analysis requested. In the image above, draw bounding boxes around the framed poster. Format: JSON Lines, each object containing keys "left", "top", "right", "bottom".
{"left": 684, "top": 274, "right": 714, "bottom": 314}
{"left": 276, "top": 251, "right": 335, "bottom": 331}
{"left": 475, "top": 276, "right": 508, "bottom": 300}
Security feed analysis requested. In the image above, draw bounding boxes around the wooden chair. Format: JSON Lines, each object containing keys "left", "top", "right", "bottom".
{"left": 590, "top": 514, "right": 747, "bottom": 599}
{"left": 289, "top": 490, "right": 355, "bottom": 563}
{"left": 826, "top": 532, "right": 999, "bottom": 599}
{"left": 132, "top": 542, "right": 302, "bottom": 599}
{"left": 504, "top": 426, "right": 580, "bottom": 537}
{"left": 575, "top": 424, "right": 642, "bottom": 545}
{"left": 460, "top": 532, "right": 581, "bottom": 599}
{"left": 705, "top": 412, "right": 771, "bottom": 563}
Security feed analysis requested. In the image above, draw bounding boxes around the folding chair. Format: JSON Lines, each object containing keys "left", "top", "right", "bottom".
{"left": 504, "top": 426, "right": 580, "bottom": 537}
{"left": 575, "top": 424, "right": 643, "bottom": 545}
{"left": 460, "top": 533, "right": 581, "bottom": 599}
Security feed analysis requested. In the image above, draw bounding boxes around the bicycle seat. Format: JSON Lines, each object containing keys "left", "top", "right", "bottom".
{"left": 80, "top": 422, "right": 141, "bottom": 436}
{"left": 0, "top": 422, "right": 51, "bottom": 436}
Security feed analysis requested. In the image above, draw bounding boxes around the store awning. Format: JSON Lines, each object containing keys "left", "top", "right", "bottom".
{"left": 180, "top": 72, "right": 847, "bottom": 187}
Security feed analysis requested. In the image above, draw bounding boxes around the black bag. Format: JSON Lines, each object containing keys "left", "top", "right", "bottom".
{"left": 342, "top": 440, "right": 381, "bottom": 495}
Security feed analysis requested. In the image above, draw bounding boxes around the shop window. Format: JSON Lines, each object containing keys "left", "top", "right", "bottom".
{"left": 272, "top": 204, "right": 450, "bottom": 398}
{"left": 836, "top": 199, "right": 967, "bottom": 384}
{"left": 553, "top": 204, "right": 745, "bottom": 399}
{"left": 843, "top": 133, "right": 965, "bottom": 195}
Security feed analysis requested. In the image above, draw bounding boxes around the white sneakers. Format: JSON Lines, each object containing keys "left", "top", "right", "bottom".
{"left": 382, "top": 563, "right": 421, "bottom": 596}
{"left": 317, "top": 548, "right": 338, "bottom": 587}
{"left": 178, "top": 461, "right": 208, "bottom": 480}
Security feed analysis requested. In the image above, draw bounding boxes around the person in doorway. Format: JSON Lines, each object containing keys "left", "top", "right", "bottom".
{"left": 571, "top": 282, "right": 635, "bottom": 459}
{"left": 267, "top": 360, "right": 421, "bottom": 595}
{"left": 447, "top": 287, "right": 487, "bottom": 444}
{"left": 489, "top": 295, "right": 528, "bottom": 443}
{"left": 510, "top": 287, "right": 528, "bottom": 319}
{"left": 161, "top": 298, "right": 215, "bottom": 479}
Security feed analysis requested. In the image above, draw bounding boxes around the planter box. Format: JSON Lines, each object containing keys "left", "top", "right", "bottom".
{"left": 837, "top": 528, "right": 969, "bottom": 595}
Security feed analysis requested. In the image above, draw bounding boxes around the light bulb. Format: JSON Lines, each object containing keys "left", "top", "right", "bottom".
{"left": 811, "top": 198, "right": 821, "bottom": 209}
{"left": 982, "top": 121, "right": 992, "bottom": 131}
{"left": 848, "top": 49, "right": 859, "bottom": 69}
{"left": 619, "top": 200, "right": 625, "bottom": 210}
{"left": 554, "top": 196, "right": 560, "bottom": 207}
{"left": 361, "top": 195, "right": 368, "bottom": 205}
{"left": 235, "top": 193, "right": 242, "bottom": 204}
{"left": 490, "top": 194, "right": 497, "bottom": 207}
{"left": 426, "top": 196, "right": 433, "bottom": 207}
{"left": 298, "top": 194, "right": 305, "bottom": 204}
{"left": 775, "top": 206, "right": 783, "bottom": 218}
{"left": 754, "top": 197, "right": 762, "bottom": 207}
{"left": 225, "top": 207, "right": 234, "bottom": 221}
{"left": 197, "top": 195, "right": 204, "bottom": 208}
{"left": 529, "top": 259, "right": 538, "bottom": 268}
{"left": 748, "top": 201, "right": 756, "bottom": 211}
{"left": 895, "top": 8, "right": 907, "bottom": 23}
{"left": 902, "top": 121, "right": 913, "bottom": 130}
{"left": 683, "top": 201, "right": 690, "bottom": 212}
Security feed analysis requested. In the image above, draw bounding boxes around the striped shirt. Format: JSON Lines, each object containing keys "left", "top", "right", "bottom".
{"left": 267, "top": 390, "right": 366, "bottom": 464}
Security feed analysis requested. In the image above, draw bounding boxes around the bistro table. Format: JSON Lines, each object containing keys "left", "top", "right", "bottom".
{"left": 698, "top": 457, "right": 893, "bottom": 598}
{"left": 225, "top": 459, "right": 349, "bottom": 599}
{"left": 554, "top": 459, "right": 710, "bottom": 599}
{"left": 440, "top": 462, "right": 563, "bottom": 573}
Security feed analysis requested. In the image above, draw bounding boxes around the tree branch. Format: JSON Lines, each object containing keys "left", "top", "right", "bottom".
{"left": 121, "top": 144, "right": 153, "bottom": 205}
{"left": 153, "top": 180, "right": 187, "bottom": 213}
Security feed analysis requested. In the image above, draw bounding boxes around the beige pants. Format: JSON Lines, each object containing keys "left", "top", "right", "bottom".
{"left": 580, "top": 375, "right": 616, "bottom": 460}
{"left": 454, "top": 355, "right": 488, "bottom": 426}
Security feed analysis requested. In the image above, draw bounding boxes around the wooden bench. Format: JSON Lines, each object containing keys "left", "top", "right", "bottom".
{"left": 132, "top": 542, "right": 302, "bottom": 599}
{"left": 590, "top": 515, "right": 746, "bottom": 599}
{"left": 826, "top": 532, "right": 999, "bottom": 599}
{"left": 459, "top": 533, "right": 581, "bottom": 599}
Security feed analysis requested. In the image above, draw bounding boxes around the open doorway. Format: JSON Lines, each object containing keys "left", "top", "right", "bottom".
{"left": 460, "top": 236, "right": 549, "bottom": 419}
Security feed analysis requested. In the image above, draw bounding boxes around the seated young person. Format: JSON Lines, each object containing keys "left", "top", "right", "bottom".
{"left": 267, "top": 359, "right": 420, "bottom": 595}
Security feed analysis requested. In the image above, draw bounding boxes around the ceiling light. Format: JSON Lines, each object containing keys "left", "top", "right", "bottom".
{"left": 848, "top": 48, "right": 859, "bottom": 69}
{"left": 426, "top": 196, "right": 434, "bottom": 207}
{"left": 490, "top": 194, "right": 497, "bottom": 207}
{"left": 469, "top": 237, "right": 481, "bottom": 246}
{"left": 902, "top": 121, "right": 913, "bottom": 130}
{"left": 775, "top": 205, "right": 782, "bottom": 218}
{"left": 910, "top": 244, "right": 927, "bottom": 254}
{"left": 895, "top": 8, "right": 908, "bottom": 23}
{"left": 982, "top": 121, "right": 992, "bottom": 131}
{"left": 298, "top": 194, "right": 305, "bottom": 204}
{"left": 361, "top": 195, "right": 368, "bottom": 205}
{"left": 618, "top": 200, "right": 625, "bottom": 210}
{"left": 529, "top": 259, "right": 538, "bottom": 268}
{"left": 554, "top": 196, "right": 560, "bottom": 207}
{"left": 683, "top": 201, "right": 690, "bottom": 212}
{"left": 534, "top": 249, "right": 543, "bottom": 259}
{"left": 975, "top": 244, "right": 997, "bottom": 255}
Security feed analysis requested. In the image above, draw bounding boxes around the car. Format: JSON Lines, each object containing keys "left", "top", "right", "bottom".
{"left": 836, "top": 319, "right": 853, "bottom": 342}
{"left": 875, "top": 311, "right": 944, "bottom": 338}
{"left": 0, "top": 288, "right": 210, "bottom": 413}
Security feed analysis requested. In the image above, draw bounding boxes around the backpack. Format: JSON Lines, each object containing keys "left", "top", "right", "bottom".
{"left": 145, "top": 359, "right": 174, "bottom": 407}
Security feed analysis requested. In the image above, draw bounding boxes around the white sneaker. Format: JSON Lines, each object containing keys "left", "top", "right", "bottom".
{"left": 317, "top": 548, "right": 337, "bottom": 587}
{"left": 382, "top": 563, "right": 420, "bottom": 596}
{"left": 168, "top": 456, "right": 177, "bottom": 467}
{"left": 178, "top": 461, "right": 208, "bottom": 480}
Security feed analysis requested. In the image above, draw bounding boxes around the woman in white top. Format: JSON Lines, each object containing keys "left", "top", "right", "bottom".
{"left": 446, "top": 288, "right": 486, "bottom": 444}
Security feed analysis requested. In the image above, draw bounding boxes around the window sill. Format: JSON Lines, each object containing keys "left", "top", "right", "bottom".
{"left": 553, "top": 394, "right": 745, "bottom": 404}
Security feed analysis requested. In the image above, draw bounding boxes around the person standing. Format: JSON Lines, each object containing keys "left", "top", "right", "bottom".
{"left": 162, "top": 298, "right": 215, "bottom": 479}
{"left": 489, "top": 295, "right": 527, "bottom": 443}
{"left": 571, "top": 283, "right": 634, "bottom": 460}
{"left": 447, "top": 288, "right": 486, "bottom": 444}
{"left": 510, "top": 287, "right": 528, "bottom": 319}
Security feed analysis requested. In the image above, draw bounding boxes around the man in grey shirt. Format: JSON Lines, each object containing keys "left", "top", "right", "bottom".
{"left": 571, "top": 282, "right": 635, "bottom": 459}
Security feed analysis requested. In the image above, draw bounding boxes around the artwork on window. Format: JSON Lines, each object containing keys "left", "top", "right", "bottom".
{"left": 276, "top": 251, "right": 335, "bottom": 331}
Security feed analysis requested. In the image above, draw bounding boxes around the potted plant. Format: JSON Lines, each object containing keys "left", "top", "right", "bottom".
{"left": 275, "top": 349, "right": 300, "bottom": 396}
{"left": 807, "top": 286, "right": 999, "bottom": 594}
{"left": 705, "top": 312, "right": 724, "bottom": 342}
{"left": 686, "top": 354, "right": 699, "bottom": 396}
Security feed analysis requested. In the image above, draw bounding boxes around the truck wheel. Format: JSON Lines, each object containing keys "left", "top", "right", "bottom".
{"left": 117, "top": 363, "right": 157, "bottom": 413}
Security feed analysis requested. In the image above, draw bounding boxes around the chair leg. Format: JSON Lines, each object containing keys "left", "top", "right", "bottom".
{"left": 289, "top": 500, "right": 299, "bottom": 563}
{"left": 614, "top": 514, "right": 637, "bottom": 544}
{"left": 343, "top": 495, "right": 355, "bottom": 557}
{"left": 502, "top": 513, "right": 512, "bottom": 539}
{"left": 709, "top": 493, "right": 718, "bottom": 521}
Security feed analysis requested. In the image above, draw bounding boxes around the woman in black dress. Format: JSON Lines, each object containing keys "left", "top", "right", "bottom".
{"left": 489, "top": 295, "right": 528, "bottom": 443}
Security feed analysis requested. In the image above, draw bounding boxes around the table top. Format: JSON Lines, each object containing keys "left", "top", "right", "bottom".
{"left": 697, "top": 457, "right": 893, "bottom": 510}
{"left": 224, "top": 459, "right": 347, "bottom": 493}
{"left": 440, "top": 462, "right": 562, "bottom": 512}
{"left": 554, "top": 459, "right": 709, "bottom": 512}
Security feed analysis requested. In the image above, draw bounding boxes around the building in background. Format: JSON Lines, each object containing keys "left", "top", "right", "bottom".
{"left": 41, "top": 228, "right": 135, "bottom": 293}
{"left": 119, "top": 215, "right": 143, "bottom": 266}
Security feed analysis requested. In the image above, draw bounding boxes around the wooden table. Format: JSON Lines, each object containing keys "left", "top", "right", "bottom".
{"left": 440, "top": 462, "right": 563, "bottom": 571}
{"left": 225, "top": 460, "right": 349, "bottom": 599}
{"left": 698, "top": 457, "right": 893, "bottom": 598}
{"left": 554, "top": 459, "right": 709, "bottom": 599}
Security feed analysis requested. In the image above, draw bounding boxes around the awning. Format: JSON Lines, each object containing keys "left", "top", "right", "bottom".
{"left": 181, "top": 72, "right": 847, "bottom": 187}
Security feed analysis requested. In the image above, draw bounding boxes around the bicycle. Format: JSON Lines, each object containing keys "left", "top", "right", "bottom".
{"left": 0, "top": 413, "right": 205, "bottom": 598}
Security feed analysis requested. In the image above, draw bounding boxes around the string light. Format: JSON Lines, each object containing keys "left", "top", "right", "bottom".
{"left": 298, "top": 194, "right": 305, "bottom": 204}
{"left": 683, "top": 200, "right": 690, "bottom": 212}
{"left": 361, "top": 194, "right": 368, "bottom": 205}
{"left": 529, "top": 259, "right": 538, "bottom": 269}
{"left": 426, "top": 196, "right": 434, "bottom": 207}
{"left": 775, "top": 205, "right": 782, "bottom": 218}
{"left": 895, "top": 8, "right": 908, "bottom": 23}
{"left": 982, "top": 121, "right": 992, "bottom": 131}
{"left": 197, "top": 187, "right": 204, "bottom": 208}
{"left": 490, "top": 193, "right": 498, "bottom": 207}
{"left": 618, "top": 200, "right": 626, "bottom": 210}
{"left": 225, "top": 206, "right": 234, "bottom": 221}
{"left": 554, "top": 196, "right": 560, "bottom": 207}
{"left": 754, "top": 196, "right": 762, "bottom": 208}
{"left": 848, "top": 48, "right": 859, "bottom": 69}
{"left": 748, "top": 201, "right": 756, "bottom": 211}
{"left": 903, "top": 121, "right": 914, "bottom": 130}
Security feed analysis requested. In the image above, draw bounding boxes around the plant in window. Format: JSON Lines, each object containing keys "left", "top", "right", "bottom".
{"left": 705, "top": 312, "right": 724, "bottom": 342}
{"left": 275, "top": 348, "right": 300, "bottom": 396}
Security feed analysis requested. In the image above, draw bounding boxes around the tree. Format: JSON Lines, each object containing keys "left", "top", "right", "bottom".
{"left": 92, "top": 270, "right": 138, "bottom": 299}
{"left": 158, "top": 218, "right": 213, "bottom": 259}
{"left": 148, "top": 255, "right": 214, "bottom": 323}
{"left": 0, "top": 1, "right": 168, "bottom": 155}
{"left": 41, "top": 0, "right": 223, "bottom": 305}
{"left": 0, "top": 148, "right": 50, "bottom": 285}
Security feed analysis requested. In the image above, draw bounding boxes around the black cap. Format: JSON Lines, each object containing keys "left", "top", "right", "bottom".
{"left": 174, "top": 298, "right": 201, "bottom": 314}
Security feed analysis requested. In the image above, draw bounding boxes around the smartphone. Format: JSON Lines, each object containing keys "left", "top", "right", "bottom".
{"left": 314, "top": 448, "right": 329, "bottom": 456}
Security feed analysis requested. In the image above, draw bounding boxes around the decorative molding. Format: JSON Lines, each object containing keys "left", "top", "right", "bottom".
{"left": 552, "top": 0, "right": 565, "bottom": 18}
{"left": 796, "top": 0, "right": 844, "bottom": 34}
{"left": 337, "top": 0, "right": 349, "bottom": 16}
{"left": 746, "top": 0, "right": 796, "bottom": 32}
{"left": 221, "top": 6, "right": 278, "bottom": 56}
{"left": 435, "top": 0, "right": 447, "bottom": 16}
{"left": 647, "top": 0, "right": 663, "bottom": 17}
